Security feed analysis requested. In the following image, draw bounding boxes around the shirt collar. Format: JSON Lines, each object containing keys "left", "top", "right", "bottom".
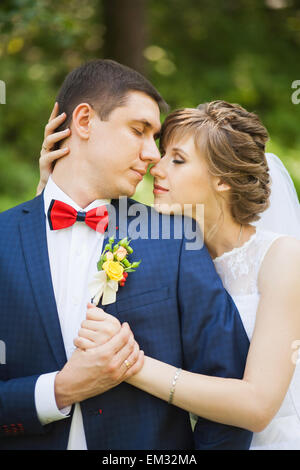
{"left": 43, "top": 175, "right": 111, "bottom": 216}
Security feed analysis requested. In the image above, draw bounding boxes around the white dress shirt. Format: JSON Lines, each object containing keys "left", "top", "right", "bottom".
{"left": 34, "top": 175, "right": 110, "bottom": 449}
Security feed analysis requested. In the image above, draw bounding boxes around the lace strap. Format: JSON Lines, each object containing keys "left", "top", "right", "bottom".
{"left": 258, "top": 232, "right": 289, "bottom": 275}
{"left": 213, "top": 229, "right": 292, "bottom": 296}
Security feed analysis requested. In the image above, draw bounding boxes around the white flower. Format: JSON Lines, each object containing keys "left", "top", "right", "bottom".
{"left": 88, "top": 270, "right": 119, "bottom": 306}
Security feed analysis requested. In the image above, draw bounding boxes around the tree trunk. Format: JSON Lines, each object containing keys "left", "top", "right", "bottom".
{"left": 103, "top": 0, "right": 147, "bottom": 74}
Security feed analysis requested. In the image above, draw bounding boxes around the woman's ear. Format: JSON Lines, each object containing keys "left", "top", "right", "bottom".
{"left": 213, "top": 176, "right": 231, "bottom": 193}
{"left": 71, "top": 103, "right": 93, "bottom": 140}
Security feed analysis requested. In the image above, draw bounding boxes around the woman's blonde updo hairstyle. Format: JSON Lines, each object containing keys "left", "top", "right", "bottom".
{"left": 160, "top": 100, "right": 271, "bottom": 224}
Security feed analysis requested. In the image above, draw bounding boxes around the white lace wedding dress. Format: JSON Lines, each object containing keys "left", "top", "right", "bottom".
{"left": 213, "top": 227, "right": 300, "bottom": 450}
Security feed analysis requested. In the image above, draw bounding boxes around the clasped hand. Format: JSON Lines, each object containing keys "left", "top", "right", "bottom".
{"left": 54, "top": 303, "right": 144, "bottom": 408}
{"left": 74, "top": 302, "right": 143, "bottom": 365}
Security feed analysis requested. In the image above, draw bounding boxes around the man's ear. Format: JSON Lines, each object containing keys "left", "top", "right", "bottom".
{"left": 71, "top": 103, "right": 93, "bottom": 140}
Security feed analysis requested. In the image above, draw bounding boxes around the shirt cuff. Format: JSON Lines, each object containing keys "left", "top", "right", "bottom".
{"left": 35, "top": 372, "right": 71, "bottom": 425}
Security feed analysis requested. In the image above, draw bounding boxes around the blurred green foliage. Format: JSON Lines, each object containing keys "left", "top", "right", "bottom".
{"left": 0, "top": 0, "right": 300, "bottom": 211}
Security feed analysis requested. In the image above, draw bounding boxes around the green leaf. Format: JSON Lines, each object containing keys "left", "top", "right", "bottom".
{"left": 97, "top": 260, "right": 104, "bottom": 271}
{"left": 131, "top": 261, "right": 141, "bottom": 268}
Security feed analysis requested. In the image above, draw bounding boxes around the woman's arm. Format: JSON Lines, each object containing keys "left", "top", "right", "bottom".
{"left": 126, "top": 236, "right": 300, "bottom": 432}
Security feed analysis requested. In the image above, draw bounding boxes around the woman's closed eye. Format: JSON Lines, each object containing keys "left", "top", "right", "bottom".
{"left": 172, "top": 154, "right": 185, "bottom": 164}
{"left": 159, "top": 152, "right": 184, "bottom": 163}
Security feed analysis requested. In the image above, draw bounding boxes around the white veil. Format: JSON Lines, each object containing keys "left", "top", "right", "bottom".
{"left": 254, "top": 153, "right": 300, "bottom": 239}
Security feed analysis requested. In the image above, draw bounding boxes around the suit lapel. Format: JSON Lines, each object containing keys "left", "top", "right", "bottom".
{"left": 19, "top": 194, "right": 67, "bottom": 369}
{"left": 98, "top": 197, "right": 131, "bottom": 316}
{"left": 97, "top": 198, "right": 122, "bottom": 316}
{"left": 105, "top": 197, "right": 127, "bottom": 245}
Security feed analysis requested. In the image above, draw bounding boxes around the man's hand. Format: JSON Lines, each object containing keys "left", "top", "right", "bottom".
{"left": 55, "top": 322, "right": 144, "bottom": 408}
{"left": 74, "top": 304, "right": 143, "bottom": 374}
{"left": 55, "top": 304, "right": 144, "bottom": 409}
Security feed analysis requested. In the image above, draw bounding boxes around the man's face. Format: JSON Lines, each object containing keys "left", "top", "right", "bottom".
{"left": 86, "top": 91, "right": 161, "bottom": 199}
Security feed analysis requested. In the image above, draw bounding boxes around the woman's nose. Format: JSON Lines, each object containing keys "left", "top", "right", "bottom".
{"left": 150, "top": 159, "right": 165, "bottom": 178}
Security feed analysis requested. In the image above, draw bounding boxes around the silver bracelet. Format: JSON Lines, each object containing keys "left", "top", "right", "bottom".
{"left": 168, "top": 368, "right": 182, "bottom": 404}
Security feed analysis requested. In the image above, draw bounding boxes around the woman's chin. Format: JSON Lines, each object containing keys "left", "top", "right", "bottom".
{"left": 154, "top": 195, "right": 170, "bottom": 213}
{"left": 153, "top": 202, "right": 168, "bottom": 214}
{"left": 153, "top": 200, "right": 184, "bottom": 217}
{"left": 153, "top": 193, "right": 169, "bottom": 204}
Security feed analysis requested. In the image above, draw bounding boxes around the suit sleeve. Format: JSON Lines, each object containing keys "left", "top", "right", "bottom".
{"left": 178, "top": 227, "right": 253, "bottom": 450}
{"left": 0, "top": 375, "right": 50, "bottom": 437}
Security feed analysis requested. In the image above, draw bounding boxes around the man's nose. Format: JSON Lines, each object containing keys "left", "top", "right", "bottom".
{"left": 140, "top": 138, "right": 161, "bottom": 165}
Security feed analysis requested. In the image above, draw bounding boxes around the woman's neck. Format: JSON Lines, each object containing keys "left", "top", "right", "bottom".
{"left": 202, "top": 211, "right": 256, "bottom": 259}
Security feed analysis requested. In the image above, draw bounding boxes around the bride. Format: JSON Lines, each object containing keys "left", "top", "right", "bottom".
{"left": 38, "top": 100, "right": 300, "bottom": 450}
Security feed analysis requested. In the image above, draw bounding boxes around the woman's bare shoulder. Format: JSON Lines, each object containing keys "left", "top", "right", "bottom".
{"left": 258, "top": 234, "right": 300, "bottom": 289}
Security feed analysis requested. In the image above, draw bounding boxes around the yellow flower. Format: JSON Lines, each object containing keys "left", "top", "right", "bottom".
{"left": 102, "top": 260, "right": 124, "bottom": 282}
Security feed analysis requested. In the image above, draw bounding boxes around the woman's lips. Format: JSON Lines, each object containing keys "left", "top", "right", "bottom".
{"left": 153, "top": 184, "right": 169, "bottom": 194}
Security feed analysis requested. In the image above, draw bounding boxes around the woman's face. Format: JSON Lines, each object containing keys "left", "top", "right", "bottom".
{"left": 150, "top": 134, "right": 217, "bottom": 219}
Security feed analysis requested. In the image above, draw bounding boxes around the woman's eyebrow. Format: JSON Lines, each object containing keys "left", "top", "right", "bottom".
{"left": 172, "top": 147, "right": 188, "bottom": 157}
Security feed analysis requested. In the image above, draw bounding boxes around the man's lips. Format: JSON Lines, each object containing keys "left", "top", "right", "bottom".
{"left": 131, "top": 169, "right": 147, "bottom": 181}
{"left": 153, "top": 183, "right": 169, "bottom": 194}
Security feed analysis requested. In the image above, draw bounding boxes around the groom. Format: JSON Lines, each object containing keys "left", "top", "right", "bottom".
{"left": 0, "top": 59, "right": 252, "bottom": 450}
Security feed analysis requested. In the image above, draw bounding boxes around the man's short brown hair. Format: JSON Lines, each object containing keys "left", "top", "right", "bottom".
{"left": 55, "top": 59, "right": 168, "bottom": 136}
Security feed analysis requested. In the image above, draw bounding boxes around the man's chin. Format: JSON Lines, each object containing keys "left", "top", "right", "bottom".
{"left": 127, "top": 181, "right": 140, "bottom": 197}
{"left": 117, "top": 184, "right": 137, "bottom": 199}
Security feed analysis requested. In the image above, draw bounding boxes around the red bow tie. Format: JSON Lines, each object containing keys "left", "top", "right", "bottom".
{"left": 47, "top": 199, "right": 109, "bottom": 233}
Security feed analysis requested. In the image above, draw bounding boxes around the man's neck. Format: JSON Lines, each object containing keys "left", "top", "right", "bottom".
{"left": 51, "top": 156, "right": 104, "bottom": 208}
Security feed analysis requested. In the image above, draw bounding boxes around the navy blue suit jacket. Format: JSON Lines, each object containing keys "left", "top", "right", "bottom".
{"left": 0, "top": 194, "right": 252, "bottom": 449}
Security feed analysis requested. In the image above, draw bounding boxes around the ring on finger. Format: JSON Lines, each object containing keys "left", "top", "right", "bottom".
{"left": 42, "top": 143, "right": 48, "bottom": 151}
{"left": 124, "top": 359, "right": 132, "bottom": 369}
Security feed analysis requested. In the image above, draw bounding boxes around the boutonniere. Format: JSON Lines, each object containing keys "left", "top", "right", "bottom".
{"left": 88, "top": 237, "right": 141, "bottom": 306}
